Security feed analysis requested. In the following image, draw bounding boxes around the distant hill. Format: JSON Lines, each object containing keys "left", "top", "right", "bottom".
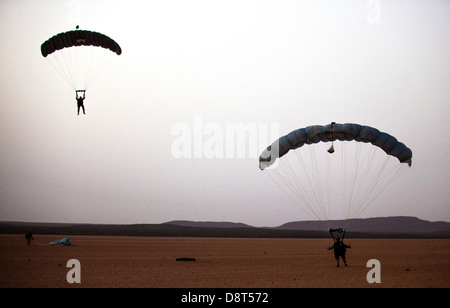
{"left": 277, "top": 216, "right": 450, "bottom": 234}
{"left": 1, "top": 217, "right": 449, "bottom": 238}
{"left": 0, "top": 221, "right": 323, "bottom": 238}
{"left": 164, "top": 217, "right": 450, "bottom": 238}
{"left": 165, "top": 217, "right": 450, "bottom": 234}
{"left": 163, "top": 220, "right": 253, "bottom": 229}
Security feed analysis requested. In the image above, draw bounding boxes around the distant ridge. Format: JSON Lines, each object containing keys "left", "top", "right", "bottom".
{"left": 165, "top": 216, "right": 450, "bottom": 234}
{"left": 163, "top": 220, "right": 253, "bottom": 229}
{"left": 277, "top": 216, "right": 450, "bottom": 233}
{"left": 1, "top": 217, "right": 449, "bottom": 238}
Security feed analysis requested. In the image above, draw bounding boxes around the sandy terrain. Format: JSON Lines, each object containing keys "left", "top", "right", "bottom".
{"left": 0, "top": 234, "right": 448, "bottom": 288}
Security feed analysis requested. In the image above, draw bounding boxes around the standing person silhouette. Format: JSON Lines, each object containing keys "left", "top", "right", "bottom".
{"left": 76, "top": 90, "right": 86, "bottom": 115}
{"left": 25, "top": 232, "right": 34, "bottom": 245}
{"left": 328, "top": 236, "right": 351, "bottom": 267}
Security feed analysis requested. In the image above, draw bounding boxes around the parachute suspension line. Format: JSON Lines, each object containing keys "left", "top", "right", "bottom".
{"left": 73, "top": 46, "right": 96, "bottom": 90}
{"left": 348, "top": 145, "right": 378, "bottom": 218}
{"left": 82, "top": 46, "right": 97, "bottom": 90}
{"left": 293, "top": 147, "right": 327, "bottom": 220}
{"left": 82, "top": 46, "right": 95, "bottom": 89}
{"left": 346, "top": 143, "right": 379, "bottom": 219}
{"left": 62, "top": 46, "right": 81, "bottom": 90}
{"left": 354, "top": 160, "right": 409, "bottom": 218}
{"left": 90, "top": 46, "right": 115, "bottom": 89}
{"left": 282, "top": 152, "right": 323, "bottom": 220}
{"left": 46, "top": 56, "right": 72, "bottom": 89}
{"left": 58, "top": 46, "right": 81, "bottom": 90}
{"left": 47, "top": 49, "right": 76, "bottom": 90}
{"left": 346, "top": 142, "right": 363, "bottom": 219}
{"left": 277, "top": 159, "right": 306, "bottom": 205}
{"left": 85, "top": 47, "right": 101, "bottom": 89}
{"left": 265, "top": 169, "right": 322, "bottom": 220}
{"left": 341, "top": 142, "right": 348, "bottom": 222}
{"left": 73, "top": 46, "right": 86, "bottom": 89}
{"left": 271, "top": 142, "right": 410, "bottom": 224}
{"left": 266, "top": 157, "right": 322, "bottom": 220}
{"left": 275, "top": 150, "right": 324, "bottom": 220}
{"left": 82, "top": 46, "right": 115, "bottom": 90}
{"left": 309, "top": 145, "right": 328, "bottom": 220}
{"left": 326, "top": 147, "right": 331, "bottom": 221}
{"left": 74, "top": 46, "right": 87, "bottom": 89}
{"left": 45, "top": 45, "right": 118, "bottom": 91}
{"left": 351, "top": 152, "right": 389, "bottom": 217}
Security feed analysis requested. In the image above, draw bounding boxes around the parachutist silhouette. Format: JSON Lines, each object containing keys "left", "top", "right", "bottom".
{"left": 76, "top": 90, "right": 86, "bottom": 115}
{"left": 328, "top": 236, "right": 351, "bottom": 267}
{"left": 25, "top": 232, "right": 34, "bottom": 245}
{"left": 41, "top": 30, "right": 122, "bottom": 107}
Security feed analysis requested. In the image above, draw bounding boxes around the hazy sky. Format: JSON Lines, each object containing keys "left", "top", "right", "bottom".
{"left": 1, "top": 0, "right": 449, "bottom": 226}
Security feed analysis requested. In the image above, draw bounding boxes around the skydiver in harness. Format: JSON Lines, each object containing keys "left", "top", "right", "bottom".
{"left": 76, "top": 90, "right": 86, "bottom": 115}
{"left": 328, "top": 228, "right": 351, "bottom": 267}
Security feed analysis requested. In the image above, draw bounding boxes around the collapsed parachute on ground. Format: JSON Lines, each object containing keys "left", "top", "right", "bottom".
{"left": 259, "top": 123, "right": 412, "bottom": 224}
{"left": 49, "top": 237, "right": 71, "bottom": 246}
{"left": 41, "top": 29, "right": 121, "bottom": 90}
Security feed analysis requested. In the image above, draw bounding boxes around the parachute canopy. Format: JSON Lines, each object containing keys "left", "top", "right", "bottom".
{"left": 41, "top": 30, "right": 122, "bottom": 57}
{"left": 41, "top": 29, "right": 121, "bottom": 90}
{"left": 259, "top": 123, "right": 412, "bottom": 223}
{"left": 259, "top": 123, "right": 412, "bottom": 170}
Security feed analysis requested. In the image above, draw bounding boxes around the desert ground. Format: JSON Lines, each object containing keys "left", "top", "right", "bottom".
{"left": 0, "top": 234, "right": 448, "bottom": 288}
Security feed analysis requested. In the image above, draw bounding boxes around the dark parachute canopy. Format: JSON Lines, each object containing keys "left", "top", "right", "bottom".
{"left": 259, "top": 123, "right": 412, "bottom": 170}
{"left": 41, "top": 30, "right": 122, "bottom": 57}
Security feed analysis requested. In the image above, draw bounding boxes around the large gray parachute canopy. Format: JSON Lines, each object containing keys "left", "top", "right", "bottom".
{"left": 259, "top": 123, "right": 412, "bottom": 170}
